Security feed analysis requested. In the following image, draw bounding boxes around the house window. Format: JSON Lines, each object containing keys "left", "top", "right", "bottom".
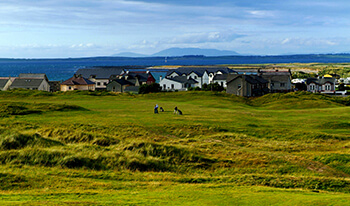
{"left": 163, "top": 84, "right": 166, "bottom": 90}
{"left": 280, "top": 83, "right": 285, "bottom": 87}
{"left": 69, "top": 86, "right": 71, "bottom": 90}
{"left": 238, "top": 84, "right": 241, "bottom": 89}
{"left": 271, "top": 83, "right": 274, "bottom": 87}
{"left": 171, "top": 84, "right": 174, "bottom": 89}
{"left": 97, "top": 82, "right": 101, "bottom": 86}
{"left": 325, "top": 83, "right": 331, "bottom": 91}
{"left": 104, "top": 82, "right": 107, "bottom": 86}
{"left": 310, "top": 84, "right": 315, "bottom": 91}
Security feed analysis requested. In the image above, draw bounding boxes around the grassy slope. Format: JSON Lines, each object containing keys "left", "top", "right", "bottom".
{"left": 0, "top": 90, "right": 350, "bottom": 205}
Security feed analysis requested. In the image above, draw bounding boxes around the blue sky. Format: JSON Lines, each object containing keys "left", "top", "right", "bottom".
{"left": 1, "top": 0, "right": 350, "bottom": 58}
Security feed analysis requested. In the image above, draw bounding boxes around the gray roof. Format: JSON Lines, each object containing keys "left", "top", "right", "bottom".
{"left": 169, "top": 76, "right": 198, "bottom": 84}
{"left": 76, "top": 68, "right": 125, "bottom": 79}
{"left": 121, "top": 71, "right": 152, "bottom": 83}
{"left": 261, "top": 73, "right": 291, "bottom": 82}
{"left": 0, "top": 79, "right": 10, "bottom": 88}
{"left": 246, "top": 75, "right": 269, "bottom": 84}
{"left": 213, "top": 74, "right": 229, "bottom": 81}
{"left": 166, "top": 66, "right": 233, "bottom": 77}
{"left": 10, "top": 79, "right": 44, "bottom": 88}
{"left": 109, "top": 79, "right": 134, "bottom": 86}
{"left": 227, "top": 74, "right": 268, "bottom": 84}
{"left": 306, "top": 77, "right": 336, "bottom": 85}
{"left": 19, "top": 73, "right": 48, "bottom": 81}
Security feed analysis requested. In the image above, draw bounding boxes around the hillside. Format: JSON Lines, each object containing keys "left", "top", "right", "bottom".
{"left": 0, "top": 91, "right": 350, "bottom": 205}
{"left": 152, "top": 47, "right": 239, "bottom": 56}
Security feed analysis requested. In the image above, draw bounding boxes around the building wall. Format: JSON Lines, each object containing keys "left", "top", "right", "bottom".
{"left": 90, "top": 78, "right": 109, "bottom": 90}
{"left": 168, "top": 72, "right": 179, "bottom": 78}
{"left": 2, "top": 78, "right": 14, "bottom": 91}
{"left": 60, "top": 84, "right": 95, "bottom": 91}
{"left": 38, "top": 80, "right": 50, "bottom": 92}
{"left": 159, "top": 78, "right": 183, "bottom": 91}
{"left": 263, "top": 75, "right": 292, "bottom": 92}
{"left": 227, "top": 77, "right": 253, "bottom": 97}
{"left": 106, "top": 82, "right": 123, "bottom": 92}
{"left": 227, "top": 77, "right": 243, "bottom": 96}
{"left": 202, "top": 72, "right": 210, "bottom": 87}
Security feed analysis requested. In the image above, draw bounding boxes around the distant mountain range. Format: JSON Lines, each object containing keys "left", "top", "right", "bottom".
{"left": 112, "top": 52, "right": 149, "bottom": 58}
{"left": 113, "top": 47, "right": 240, "bottom": 57}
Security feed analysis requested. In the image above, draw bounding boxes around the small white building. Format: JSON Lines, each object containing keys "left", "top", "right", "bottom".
{"left": 160, "top": 76, "right": 198, "bottom": 91}
{"left": 212, "top": 74, "right": 229, "bottom": 88}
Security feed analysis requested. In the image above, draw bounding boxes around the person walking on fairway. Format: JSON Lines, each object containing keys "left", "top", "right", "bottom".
{"left": 154, "top": 104, "right": 159, "bottom": 114}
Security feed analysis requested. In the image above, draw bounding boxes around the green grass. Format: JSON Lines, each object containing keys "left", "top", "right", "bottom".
{"left": 0, "top": 90, "right": 350, "bottom": 205}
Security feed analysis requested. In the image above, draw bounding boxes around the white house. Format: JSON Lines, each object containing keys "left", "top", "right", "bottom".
{"left": 160, "top": 76, "right": 198, "bottom": 91}
{"left": 163, "top": 67, "right": 233, "bottom": 89}
{"left": 212, "top": 74, "right": 229, "bottom": 88}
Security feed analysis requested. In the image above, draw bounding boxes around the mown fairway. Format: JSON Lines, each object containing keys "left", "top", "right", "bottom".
{"left": 0, "top": 90, "right": 350, "bottom": 205}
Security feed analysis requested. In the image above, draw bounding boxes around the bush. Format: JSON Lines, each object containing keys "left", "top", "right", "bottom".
{"left": 202, "top": 83, "right": 224, "bottom": 92}
{"left": 139, "top": 83, "right": 162, "bottom": 94}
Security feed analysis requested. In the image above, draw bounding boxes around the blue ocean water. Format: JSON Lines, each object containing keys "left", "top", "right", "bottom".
{"left": 0, "top": 55, "right": 349, "bottom": 81}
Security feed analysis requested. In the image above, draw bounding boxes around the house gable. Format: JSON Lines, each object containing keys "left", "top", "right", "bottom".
{"left": 306, "top": 77, "right": 336, "bottom": 93}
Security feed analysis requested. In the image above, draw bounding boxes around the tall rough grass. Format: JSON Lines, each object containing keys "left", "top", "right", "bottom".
{"left": 0, "top": 90, "right": 349, "bottom": 194}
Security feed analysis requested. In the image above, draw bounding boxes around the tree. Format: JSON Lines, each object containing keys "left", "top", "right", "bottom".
{"left": 338, "top": 83, "right": 346, "bottom": 91}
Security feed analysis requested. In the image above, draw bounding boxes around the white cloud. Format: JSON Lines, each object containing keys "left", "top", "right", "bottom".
{"left": 248, "top": 10, "right": 275, "bottom": 18}
{"left": 167, "top": 31, "right": 244, "bottom": 44}
{"left": 281, "top": 38, "right": 290, "bottom": 44}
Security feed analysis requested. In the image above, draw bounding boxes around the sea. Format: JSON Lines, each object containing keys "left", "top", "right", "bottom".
{"left": 1, "top": 54, "right": 350, "bottom": 81}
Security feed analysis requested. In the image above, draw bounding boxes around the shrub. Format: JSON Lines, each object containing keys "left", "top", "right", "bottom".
{"left": 202, "top": 83, "right": 224, "bottom": 92}
{"left": 139, "top": 83, "right": 162, "bottom": 94}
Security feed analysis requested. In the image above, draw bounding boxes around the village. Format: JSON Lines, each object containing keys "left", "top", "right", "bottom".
{"left": 0, "top": 65, "right": 348, "bottom": 97}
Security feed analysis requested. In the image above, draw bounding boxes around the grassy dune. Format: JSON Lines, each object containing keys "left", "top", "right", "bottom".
{"left": 0, "top": 90, "right": 350, "bottom": 205}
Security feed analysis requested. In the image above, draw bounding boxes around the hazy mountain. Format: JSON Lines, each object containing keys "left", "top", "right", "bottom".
{"left": 113, "top": 52, "right": 148, "bottom": 57}
{"left": 152, "top": 47, "right": 239, "bottom": 57}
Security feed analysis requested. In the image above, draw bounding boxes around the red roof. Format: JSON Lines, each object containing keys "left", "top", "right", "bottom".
{"left": 61, "top": 76, "right": 95, "bottom": 85}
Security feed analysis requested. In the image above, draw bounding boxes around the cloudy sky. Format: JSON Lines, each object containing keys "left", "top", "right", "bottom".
{"left": 1, "top": 0, "right": 350, "bottom": 58}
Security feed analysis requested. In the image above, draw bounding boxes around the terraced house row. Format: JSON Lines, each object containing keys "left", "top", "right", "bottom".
{"left": 0, "top": 66, "right": 337, "bottom": 97}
